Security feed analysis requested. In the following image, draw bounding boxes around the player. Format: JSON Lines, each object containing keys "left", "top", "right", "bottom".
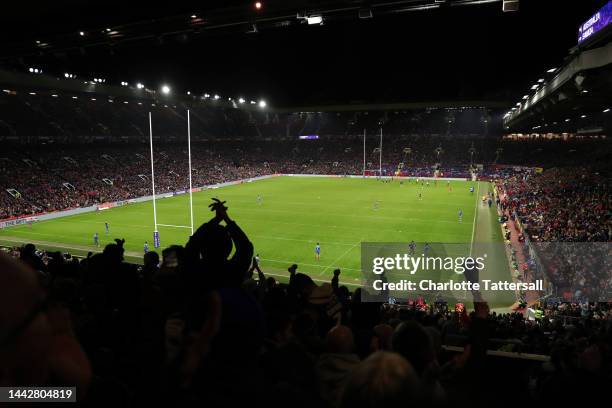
{"left": 458, "top": 209, "right": 463, "bottom": 223}
{"left": 470, "top": 185, "right": 475, "bottom": 194}
{"left": 257, "top": 194, "right": 263, "bottom": 205}
{"left": 315, "top": 242, "right": 321, "bottom": 261}
{"left": 254, "top": 253, "right": 260, "bottom": 266}
{"left": 144, "top": 241, "right": 149, "bottom": 254}
{"left": 423, "top": 242, "right": 431, "bottom": 257}
{"left": 408, "top": 240, "right": 416, "bottom": 256}
{"left": 373, "top": 200, "right": 380, "bottom": 210}
{"left": 418, "top": 191, "right": 422, "bottom": 201}
{"left": 105, "top": 221, "right": 109, "bottom": 235}
{"left": 93, "top": 232, "right": 99, "bottom": 247}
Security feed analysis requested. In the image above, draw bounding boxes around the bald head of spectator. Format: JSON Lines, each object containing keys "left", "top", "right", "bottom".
{"left": 340, "top": 351, "right": 420, "bottom": 408}
{"left": 326, "top": 325, "right": 354, "bottom": 354}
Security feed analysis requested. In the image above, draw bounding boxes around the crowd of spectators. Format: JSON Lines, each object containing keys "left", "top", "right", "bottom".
{"left": 2, "top": 136, "right": 609, "bottom": 220}
{"left": 1, "top": 201, "right": 610, "bottom": 406}
{"left": 497, "top": 167, "right": 611, "bottom": 301}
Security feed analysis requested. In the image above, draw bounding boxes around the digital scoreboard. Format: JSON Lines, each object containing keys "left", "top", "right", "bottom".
{"left": 578, "top": 0, "right": 612, "bottom": 44}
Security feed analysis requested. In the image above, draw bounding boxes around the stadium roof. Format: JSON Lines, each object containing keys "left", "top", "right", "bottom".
{"left": 504, "top": 16, "right": 612, "bottom": 135}
{"left": 0, "top": 0, "right": 608, "bottom": 107}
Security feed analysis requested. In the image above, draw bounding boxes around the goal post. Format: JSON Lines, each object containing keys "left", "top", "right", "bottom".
{"left": 148, "top": 112, "right": 159, "bottom": 247}
{"left": 148, "top": 111, "right": 195, "bottom": 248}
{"left": 187, "top": 109, "right": 194, "bottom": 236}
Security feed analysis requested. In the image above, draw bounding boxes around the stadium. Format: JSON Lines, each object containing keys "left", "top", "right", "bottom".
{"left": 0, "top": 0, "right": 610, "bottom": 406}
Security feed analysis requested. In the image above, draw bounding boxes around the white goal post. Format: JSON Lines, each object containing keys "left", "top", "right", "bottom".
{"left": 148, "top": 110, "right": 195, "bottom": 248}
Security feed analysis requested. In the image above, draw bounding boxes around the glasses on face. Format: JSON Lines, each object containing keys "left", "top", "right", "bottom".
{"left": 0, "top": 297, "right": 49, "bottom": 348}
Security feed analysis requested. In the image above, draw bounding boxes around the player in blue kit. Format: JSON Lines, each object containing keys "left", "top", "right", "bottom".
{"left": 144, "top": 241, "right": 149, "bottom": 254}
{"left": 408, "top": 240, "right": 416, "bottom": 256}
{"left": 458, "top": 209, "right": 463, "bottom": 223}
{"left": 105, "top": 222, "right": 109, "bottom": 235}
{"left": 315, "top": 242, "right": 321, "bottom": 260}
{"left": 470, "top": 186, "right": 475, "bottom": 194}
{"left": 93, "top": 232, "right": 99, "bottom": 247}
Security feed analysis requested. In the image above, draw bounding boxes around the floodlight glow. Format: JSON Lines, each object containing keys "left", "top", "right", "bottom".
{"left": 537, "top": 78, "right": 545, "bottom": 83}
{"left": 255, "top": 2, "right": 262, "bottom": 10}
{"left": 307, "top": 15, "right": 323, "bottom": 25}
{"left": 522, "top": 95, "right": 528, "bottom": 100}
{"left": 187, "top": 91, "right": 191, "bottom": 95}
{"left": 161, "top": 85, "right": 171, "bottom": 94}
{"left": 547, "top": 68, "right": 557, "bottom": 73}
{"left": 581, "top": 114, "right": 587, "bottom": 118}
{"left": 604, "top": 108, "right": 610, "bottom": 113}
{"left": 531, "top": 84, "right": 538, "bottom": 90}
{"left": 29, "top": 68, "right": 34, "bottom": 73}
{"left": 565, "top": 118, "right": 571, "bottom": 122}
{"left": 79, "top": 31, "right": 85, "bottom": 36}
{"left": 51, "top": 94, "right": 58, "bottom": 97}
{"left": 64, "top": 73, "right": 70, "bottom": 78}
{"left": 191, "top": 14, "right": 197, "bottom": 19}
{"left": 213, "top": 94, "right": 220, "bottom": 100}
{"left": 258, "top": 99, "right": 267, "bottom": 108}
{"left": 136, "top": 83, "right": 144, "bottom": 89}
{"left": 238, "top": 98, "right": 245, "bottom": 104}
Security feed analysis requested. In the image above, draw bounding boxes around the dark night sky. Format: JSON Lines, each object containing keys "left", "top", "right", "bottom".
{"left": 0, "top": 0, "right": 607, "bottom": 107}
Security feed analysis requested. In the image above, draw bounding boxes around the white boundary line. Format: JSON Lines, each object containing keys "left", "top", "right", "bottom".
{"left": 319, "top": 241, "right": 361, "bottom": 275}
{"left": 157, "top": 223, "right": 193, "bottom": 229}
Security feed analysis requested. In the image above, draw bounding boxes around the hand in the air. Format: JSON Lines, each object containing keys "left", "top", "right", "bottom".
{"left": 209, "top": 198, "right": 229, "bottom": 222}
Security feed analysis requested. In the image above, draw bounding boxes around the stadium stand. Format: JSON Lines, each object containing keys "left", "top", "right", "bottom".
{"left": 0, "top": 102, "right": 610, "bottom": 405}
{"left": 1, "top": 1, "right": 610, "bottom": 406}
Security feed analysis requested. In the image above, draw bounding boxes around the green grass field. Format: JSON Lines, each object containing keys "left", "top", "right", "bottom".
{"left": 0, "top": 176, "right": 510, "bottom": 301}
